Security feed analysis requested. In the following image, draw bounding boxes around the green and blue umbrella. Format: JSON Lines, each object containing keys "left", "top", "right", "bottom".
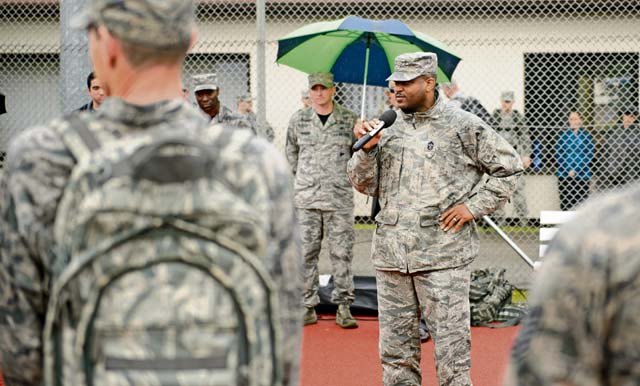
{"left": 277, "top": 16, "right": 462, "bottom": 117}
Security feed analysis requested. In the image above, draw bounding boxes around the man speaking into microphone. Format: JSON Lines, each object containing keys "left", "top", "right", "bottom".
{"left": 347, "top": 52, "right": 523, "bottom": 386}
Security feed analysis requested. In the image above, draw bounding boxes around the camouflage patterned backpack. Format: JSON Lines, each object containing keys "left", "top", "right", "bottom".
{"left": 42, "top": 115, "right": 282, "bottom": 386}
{"left": 469, "top": 268, "right": 527, "bottom": 327}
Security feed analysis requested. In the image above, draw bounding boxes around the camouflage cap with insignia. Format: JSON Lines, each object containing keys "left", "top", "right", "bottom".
{"left": 387, "top": 52, "right": 438, "bottom": 82}
{"left": 71, "top": 0, "right": 195, "bottom": 49}
{"left": 308, "top": 72, "right": 334, "bottom": 88}
{"left": 237, "top": 94, "right": 254, "bottom": 103}
{"left": 192, "top": 74, "right": 219, "bottom": 92}
{"left": 501, "top": 91, "right": 515, "bottom": 102}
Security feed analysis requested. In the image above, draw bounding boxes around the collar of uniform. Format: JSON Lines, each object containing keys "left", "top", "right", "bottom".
{"left": 97, "top": 98, "right": 191, "bottom": 126}
{"left": 309, "top": 101, "right": 343, "bottom": 125}
{"left": 401, "top": 91, "right": 446, "bottom": 124}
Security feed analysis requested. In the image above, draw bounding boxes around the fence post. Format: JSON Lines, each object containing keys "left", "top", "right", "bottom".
{"left": 60, "top": 0, "right": 92, "bottom": 114}
{"left": 256, "top": 0, "right": 267, "bottom": 132}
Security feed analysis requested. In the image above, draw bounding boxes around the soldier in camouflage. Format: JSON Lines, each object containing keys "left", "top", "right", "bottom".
{"left": 192, "top": 73, "right": 236, "bottom": 124}
{"left": 300, "top": 89, "right": 312, "bottom": 109}
{"left": 226, "top": 94, "right": 276, "bottom": 142}
{"left": 286, "top": 72, "right": 359, "bottom": 329}
{"left": 441, "top": 80, "right": 494, "bottom": 126}
{"left": 0, "top": 1, "right": 302, "bottom": 385}
{"left": 348, "top": 52, "right": 523, "bottom": 386}
{"left": 505, "top": 184, "right": 640, "bottom": 386}
{"left": 491, "top": 91, "right": 532, "bottom": 226}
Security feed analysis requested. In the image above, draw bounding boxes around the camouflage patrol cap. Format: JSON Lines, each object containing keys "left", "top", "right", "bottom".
{"left": 387, "top": 52, "right": 438, "bottom": 82}
{"left": 237, "top": 94, "right": 254, "bottom": 103}
{"left": 501, "top": 91, "right": 515, "bottom": 102}
{"left": 308, "top": 72, "right": 334, "bottom": 88}
{"left": 192, "top": 74, "right": 219, "bottom": 92}
{"left": 71, "top": 0, "right": 195, "bottom": 48}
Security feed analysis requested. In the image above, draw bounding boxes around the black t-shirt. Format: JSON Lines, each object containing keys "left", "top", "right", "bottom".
{"left": 317, "top": 112, "right": 331, "bottom": 125}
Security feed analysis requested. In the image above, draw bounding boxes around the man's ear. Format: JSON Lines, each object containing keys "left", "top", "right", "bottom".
{"left": 189, "top": 28, "right": 198, "bottom": 51}
{"left": 97, "top": 26, "right": 120, "bottom": 69}
{"left": 425, "top": 76, "right": 437, "bottom": 92}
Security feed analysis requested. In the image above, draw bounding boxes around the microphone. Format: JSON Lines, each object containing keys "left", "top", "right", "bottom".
{"left": 352, "top": 110, "right": 397, "bottom": 151}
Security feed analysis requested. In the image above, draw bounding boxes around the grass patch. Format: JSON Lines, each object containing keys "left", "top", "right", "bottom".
{"left": 356, "top": 223, "right": 540, "bottom": 233}
{"left": 512, "top": 289, "right": 528, "bottom": 303}
{"left": 478, "top": 226, "right": 539, "bottom": 233}
{"left": 355, "top": 223, "right": 376, "bottom": 230}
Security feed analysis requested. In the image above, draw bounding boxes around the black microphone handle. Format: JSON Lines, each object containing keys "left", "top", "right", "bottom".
{"left": 352, "top": 125, "right": 384, "bottom": 151}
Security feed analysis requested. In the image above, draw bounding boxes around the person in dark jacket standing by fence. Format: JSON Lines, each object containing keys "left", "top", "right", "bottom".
{"left": 602, "top": 110, "right": 640, "bottom": 189}
{"left": 77, "top": 71, "right": 105, "bottom": 111}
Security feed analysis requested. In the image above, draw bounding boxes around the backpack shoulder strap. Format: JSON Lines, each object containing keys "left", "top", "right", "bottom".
{"left": 57, "top": 112, "right": 102, "bottom": 163}
{"left": 473, "top": 318, "right": 521, "bottom": 329}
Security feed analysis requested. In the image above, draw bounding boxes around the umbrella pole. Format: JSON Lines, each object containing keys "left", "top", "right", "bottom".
{"left": 359, "top": 36, "right": 371, "bottom": 120}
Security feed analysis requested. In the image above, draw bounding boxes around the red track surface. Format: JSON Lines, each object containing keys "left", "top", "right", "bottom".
{"left": 301, "top": 314, "right": 518, "bottom": 386}
{"left": 0, "top": 316, "right": 516, "bottom": 386}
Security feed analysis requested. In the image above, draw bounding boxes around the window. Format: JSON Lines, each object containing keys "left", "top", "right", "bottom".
{"left": 524, "top": 52, "right": 639, "bottom": 174}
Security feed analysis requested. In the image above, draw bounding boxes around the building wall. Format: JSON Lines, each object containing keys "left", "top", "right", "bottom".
{"left": 0, "top": 11, "right": 638, "bottom": 216}
{"left": 3, "top": 16, "right": 637, "bottom": 135}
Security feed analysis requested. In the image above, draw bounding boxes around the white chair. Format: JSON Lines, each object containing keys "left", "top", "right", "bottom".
{"left": 536, "top": 210, "right": 576, "bottom": 270}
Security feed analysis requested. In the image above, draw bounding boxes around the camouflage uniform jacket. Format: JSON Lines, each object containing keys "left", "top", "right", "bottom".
{"left": 203, "top": 102, "right": 235, "bottom": 124}
{"left": 227, "top": 111, "right": 276, "bottom": 142}
{"left": 286, "top": 103, "right": 358, "bottom": 210}
{"left": 449, "top": 91, "right": 494, "bottom": 126}
{"left": 492, "top": 109, "right": 532, "bottom": 157}
{"left": 347, "top": 95, "right": 523, "bottom": 272}
{"left": 0, "top": 98, "right": 303, "bottom": 386}
{"left": 506, "top": 184, "right": 640, "bottom": 386}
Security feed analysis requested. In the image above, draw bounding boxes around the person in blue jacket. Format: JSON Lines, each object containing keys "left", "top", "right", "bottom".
{"left": 555, "top": 110, "right": 594, "bottom": 210}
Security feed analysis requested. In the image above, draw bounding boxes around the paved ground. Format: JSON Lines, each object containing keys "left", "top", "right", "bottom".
{"left": 318, "top": 225, "right": 539, "bottom": 288}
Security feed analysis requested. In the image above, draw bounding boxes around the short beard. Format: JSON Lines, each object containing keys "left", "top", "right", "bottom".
{"left": 400, "top": 106, "right": 418, "bottom": 114}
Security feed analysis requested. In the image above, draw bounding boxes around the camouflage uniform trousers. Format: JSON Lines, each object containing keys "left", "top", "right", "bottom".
{"left": 376, "top": 265, "right": 472, "bottom": 386}
{"left": 493, "top": 176, "right": 528, "bottom": 225}
{"left": 297, "top": 208, "right": 355, "bottom": 308}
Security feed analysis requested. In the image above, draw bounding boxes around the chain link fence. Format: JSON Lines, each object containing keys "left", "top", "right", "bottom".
{"left": 0, "top": 0, "right": 639, "bottom": 286}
